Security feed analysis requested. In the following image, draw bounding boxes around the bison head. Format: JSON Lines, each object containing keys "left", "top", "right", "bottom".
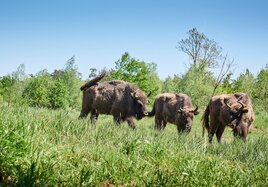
{"left": 177, "top": 105, "right": 199, "bottom": 133}
{"left": 131, "top": 90, "right": 149, "bottom": 120}
{"left": 224, "top": 99, "right": 248, "bottom": 126}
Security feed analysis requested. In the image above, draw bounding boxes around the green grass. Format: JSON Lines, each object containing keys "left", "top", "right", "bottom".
{"left": 0, "top": 104, "right": 267, "bottom": 186}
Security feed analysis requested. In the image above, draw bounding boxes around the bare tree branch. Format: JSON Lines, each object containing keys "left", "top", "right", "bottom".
{"left": 210, "top": 54, "right": 233, "bottom": 98}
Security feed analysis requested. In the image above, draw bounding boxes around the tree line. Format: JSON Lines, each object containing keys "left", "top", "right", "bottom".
{"left": 0, "top": 28, "right": 267, "bottom": 112}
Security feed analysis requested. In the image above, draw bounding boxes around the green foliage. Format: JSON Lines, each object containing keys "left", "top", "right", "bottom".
{"left": 177, "top": 65, "right": 215, "bottom": 107}
{"left": 108, "top": 52, "right": 161, "bottom": 101}
{"left": 253, "top": 64, "right": 268, "bottom": 112}
{"left": 162, "top": 75, "right": 181, "bottom": 93}
{"left": 20, "top": 57, "right": 82, "bottom": 109}
{"left": 22, "top": 70, "right": 52, "bottom": 107}
{"left": 0, "top": 64, "right": 27, "bottom": 105}
{"left": 48, "top": 79, "right": 69, "bottom": 109}
{"left": 52, "top": 56, "right": 82, "bottom": 109}
{"left": 0, "top": 104, "right": 267, "bottom": 186}
{"left": 218, "top": 72, "right": 233, "bottom": 93}
{"left": 232, "top": 69, "right": 255, "bottom": 97}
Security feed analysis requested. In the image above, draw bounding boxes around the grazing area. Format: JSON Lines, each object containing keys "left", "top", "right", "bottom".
{"left": 1, "top": 1, "right": 268, "bottom": 186}
{"left": 0, "top": 103, "right": 267, "bottom": 186}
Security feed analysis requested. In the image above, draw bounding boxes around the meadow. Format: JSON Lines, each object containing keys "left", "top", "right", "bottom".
{"left": 0, "top": 103, "right": 267, "bottom": 186}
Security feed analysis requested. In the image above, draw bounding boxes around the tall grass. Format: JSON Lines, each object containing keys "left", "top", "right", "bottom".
{"left": 0, "top": 104, "right": 267, "bottom": 186}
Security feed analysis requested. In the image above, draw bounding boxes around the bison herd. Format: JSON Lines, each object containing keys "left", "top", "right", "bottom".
{"left": 79, "top": 72, "right": 254, "bottom": 143}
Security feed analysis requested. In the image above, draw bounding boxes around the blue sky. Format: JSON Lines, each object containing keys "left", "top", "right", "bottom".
{"left": 0, "top": 0, "right": 267, "bottom": 79}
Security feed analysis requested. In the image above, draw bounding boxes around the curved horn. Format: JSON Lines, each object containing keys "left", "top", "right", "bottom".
{"left": 237, "top": 95, "right": 243, "bottom": 102}
{"left": 193, "top": 104, "right": 198, "bottom": 113}
{"left": 131, "top": 90, "right": 139, "bottom": 99}
{"left": 238, "top": 100, "right": 246, "bottom": 109}
{"left": 147, "top": 91, "right": 152, "bottom": 98}
{"left": 224, "top": 99, "right": 232, "bottom": 110}
{"left": 177, "top": 106, "right": 185, "bottom": 114}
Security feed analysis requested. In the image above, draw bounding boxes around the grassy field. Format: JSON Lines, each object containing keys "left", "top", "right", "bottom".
{"left": 0, "top": 103, "right": 267, "bottom": 186}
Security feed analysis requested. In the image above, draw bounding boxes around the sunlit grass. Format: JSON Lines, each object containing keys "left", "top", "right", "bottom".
{"left": 0, "top": 104, "right": 267, "bottom": 186}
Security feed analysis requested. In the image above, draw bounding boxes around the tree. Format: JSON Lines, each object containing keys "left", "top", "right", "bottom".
{"left": 232, "top": 69, "right": 255, "bottom": 98}
{"left": 51, "top": 56, "right": 82, "bottom": 109}
{"left": 177, "top": 28, "right": 233, "bottom": 100}
{"left": 108, "top": 52, "right": 161, "bottom": 102}
{"left": 162, "top": 75, "right": 181, "bottom": 93}
{"left": 177, "top": 65, "right": 215, "bottom": 107}
{"left": 177, "top": 28, "right": 222, "bottom": 68}
{"left": 0, "top": 64, "right": 26, "bottom": 105}
{"left": 48, "top": 79, "right": 69, "bottom": 109}
{"left": 254, "top": 64, "right": 268, "bottom": 111}
{"left": 22, "top": 70, "right": 52, "bottom": 107}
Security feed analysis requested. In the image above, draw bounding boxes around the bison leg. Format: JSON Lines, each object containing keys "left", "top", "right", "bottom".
{"left": 216, "top": 124, "right": 225, "bottom": 143}
{"left": 126, "top": 117, "right": 136, "bottom": 129}
{"left": 155, "top": 117, "right": 161, "bottom": 130}
{"left": 155, "top": 117, "right": 164, "bottom": 130}
{"left": 90, "top": 111, "right": 99, "bottom": 124}
{"left": 162, "top": 121, "right": 167, "bottom": 130}
{"left": 79, "top": 106, "right": 90, "bottom": 118}
{"left": 113, "top": 115, "right": 122, "bottom": 125}
{"left": 208, "top": 118, "right": 220, "bottom": 143}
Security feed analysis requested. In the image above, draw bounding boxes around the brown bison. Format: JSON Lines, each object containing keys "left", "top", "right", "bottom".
{"left": 79, "top": 72, "right": 150, "bottom": 129}
{"left": 202, "top": 93, "right": 254, "bottom": 143}
{"left": 148, "top": 93, "right": 199, "bottom": 134}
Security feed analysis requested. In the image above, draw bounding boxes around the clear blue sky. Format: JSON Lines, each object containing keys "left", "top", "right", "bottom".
{"left": 0, "top": 0, "right": 267, "bottom": 79}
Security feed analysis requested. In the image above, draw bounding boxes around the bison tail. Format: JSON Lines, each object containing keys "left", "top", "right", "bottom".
{"left": 202, "top": 103, "right": 210, "bottom": 137}
{"left": 80, "top": 71, "right": 106, "bottom": 91}
{"left": 148, "top": 101, "right": 156, "bottom": 117}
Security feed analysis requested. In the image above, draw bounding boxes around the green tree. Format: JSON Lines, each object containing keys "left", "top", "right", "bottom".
{"left": 0, "top": 64, "right": 26, "bottom": 105}
{"left": 51, "top": 56, "right": 82, "bottom": 109}
{"left": 162, "top": 75, "right": 181, "bottom": 93}
{"left": 254, "top": 64, "right": 268, "bottom": 111}
{"left": 177, "top": 65, "right": 215, "bottom": 107}
{"left": 232, "top": 69, "right": 255, "bottom": 98}
{"left": 177, "top": 28, "right": 232, "bottom": 101}
{"left": 109, "top": 52, "right": 161, "bottom": 101}
{"left": 22, "top": 70, "right": 52, "bottom": 107}
{"left": 48, "top": 79, "right": 69, "bottom": 109}
{"left": 218, "top": 72, "right": 234, "bottom": 93}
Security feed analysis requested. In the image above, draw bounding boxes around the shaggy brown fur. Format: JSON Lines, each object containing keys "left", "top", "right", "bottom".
{"left": 148, "top": 93, "right": 199, "bottom": 134}
{"left": 79, "top": 73, "right": 149, "bottom": 129}
{"left": 202, "top": 93, "right": 254, "bottom": 143}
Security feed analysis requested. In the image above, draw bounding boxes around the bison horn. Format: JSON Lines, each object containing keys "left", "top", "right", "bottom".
{"left": 224, "top": 99, "right": 232, "bottom": 110}
{"left": 238, "top": 101, "right": 248, "bottom": 113}
{"left": 147, "top": 91, "right": 152, "bottom": 98}
{"left": 177, "top": 106, "right": 185, "bottom": 114}
{"left": 193, "top": 104, "right": 199, "bottom": 115}
{"left": 131, "top": 91, "right": 139, "bottom": 99}
{"left": 238, "top": 100, "right": 245, "bottom": 109}
{"left": 236, "top": 95, "right": 243, "bottom": 102}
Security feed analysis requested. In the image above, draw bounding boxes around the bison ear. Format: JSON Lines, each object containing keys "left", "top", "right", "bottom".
{"left": 242, "top": 108, "right": 249, "bottom": 113}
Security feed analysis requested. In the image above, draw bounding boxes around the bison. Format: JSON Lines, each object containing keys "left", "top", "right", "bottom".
{"left": 202, "top": 93, "right": 254, "bottom": 143}
{"left": 148, "top": 93, "right": 199, "bottom": 134}
{"left": 79, "top": 72, "right": 150, "bottom": 129}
